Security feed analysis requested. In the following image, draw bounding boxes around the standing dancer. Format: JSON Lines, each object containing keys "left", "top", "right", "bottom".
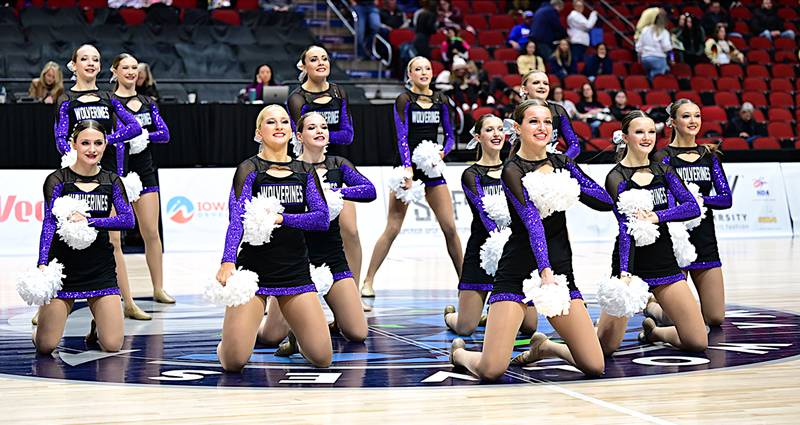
{"left": 360, "top": 56, "right": 463, "bottom": 297}
{"left": 520, "top": 70, "right": 581, "bottom": 158}
{"left": 258, "top": 112, "right": 374, "bottom": 347}
{"left": 595, "top": 111, "right": 707, "bottom": 355}
{"left": 450, "top": 100, "right": 612, "bottom": 380}
{"left": 51, "top": 44, "right": 144, "bottom": 322}
{"left": 215, "top": 105, "right": 332, "bottom": 370}
{"left": 287, "top": 45, "right": 364, "bottom": 292}
{"left": 34, "top": 120, "right": 134, "bottom": 354}
{"left": 110, "top": 53, "right": 175, "bottom": 322}
{"left": 652, "top": 100, "right": 732, "bottom": 326}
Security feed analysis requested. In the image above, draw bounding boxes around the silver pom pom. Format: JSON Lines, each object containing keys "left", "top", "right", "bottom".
{"left": 310, "top": 263, "right": 334, "bottom": 296}
{"left": 16, "top": 259, "right": 65, "bottom": 306}
{"left": 482, "top": 193, "right": 510, "bottom": 228}
{"left": 521, "top": 170, "right": 581, "bottom": 219}
{"left": 128, "top": 130, "right": 150, "bottom": 155}
{"left": 241, "top": 195, "right": 284, "bottom": 246}
{"left": 479, "top": 227, "right": 511, "bottom": 276}
{"left": 522, "top": 273, "right": 571, "bottom": 317}
{"left": 122, "top": 172, "right": 143, "bottom": 202}
{"left": 411, "top": 140, "right": 445, "bottom": 178}
{"left": 204, "top": 268, "right": 259, "bottom": 307}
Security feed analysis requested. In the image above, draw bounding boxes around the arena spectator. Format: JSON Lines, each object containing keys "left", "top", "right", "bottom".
{"left": 575, "top": 82, "right": 610, "bottom": 134}
{"left": 549, "top": 86, "right": 579, "bottom": 119}
{"left": 353, "top": 0, "right": 381, "bottom": 60}
{"left": 136, "top": 63, "right": 159, "bottom": 100}
{"left": 751, "top": 0, "right": 796, "bottom": 40}
{"left": 636, "top": 13, "right": 672, "bottom": 80}
{"left": 437, "top": 0, "right": 466, "bottom": 30}
{"left": 435, "top": 56, "right": 480, "bottom": 111}
{"left": 548, "top": 39, "right": 577, "bottom": 78}
{"left": 673, "top": 13, "right": 706, "bottom": 66}
{"left": 705, "top": 23, "right": 744, "bottom": 65}
{"left": 412, "top": 0, "right": 438, "bottom": 59}
{"left": 635, "top": 7, "right": 664, "bottom": 41}
{"left": 582, "top": 43, "right": 612, "bottom": 79}
{"left": 701, "top": 1, "right": 731, "bottom": 35}
{"left": 440, "top": 27, "right": 470, "bottom": 65}
{"left": 28, "top": 61, "right": 63, "bottom": 104}
{"left": 260, "top": 0, "right": 292, "bottom": 11}
{"left": 724, "top": 102, "right": 767, "bottom": 143}
{"left": 239, "top": 63, "right": 277, "bottom": 103}
{"left": 567, "top": 0, "right": 598, "bottom": 62}
{"left": 507, "top": 11, "right": 534, "bottom": 51}
{"left": 380, "top": 0, "right": 408, "bottom": 31}
{"left": 530, "top": 0, "right": 566, "bottom": 60}
{"left": 516, "top": 41, "right": 546, "bottom": 75}
{"left": 609, "top": 90, "right": 635, "bottom": 121}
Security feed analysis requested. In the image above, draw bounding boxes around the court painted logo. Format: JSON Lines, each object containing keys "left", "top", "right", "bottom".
{"left": 166, "top": 196, "right": 195, "bottom": 223}
{"left": 0, "top": 290, "right": 798, "bottom": 388}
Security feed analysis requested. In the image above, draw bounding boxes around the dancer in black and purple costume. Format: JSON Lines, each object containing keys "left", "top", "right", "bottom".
{"left": 34, "top": 120, "right": 134, "bottom": 355}
{"left": 521, "top": 70, "right": 581, "bottom": 158}
{"left": 215, "top": 105, "right": 332, "bottom": 371}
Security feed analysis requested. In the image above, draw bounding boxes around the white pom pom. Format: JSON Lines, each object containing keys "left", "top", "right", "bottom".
{"left": 122, "top": 172, "right": 143, "bottom": 202}
{"left": 204, "top": 268, "right": 259, "bottom": 307}
{"left": 387, "top": 167, "right": 425, "bottom": 205}
{"left": 310, "top": 263, "right": 334, "bottom": 296}
{"left": 324, "top": 188, "right": 344, "bottom": 221}
{"left": 479, "top": 227, "right": 511, "bottom": 276}
{"left": 668, "top": 222, "right": 697, "bottom": 268}
{"left": 128, "top": 129, "right": 150, "bottom": 155}
{"left": 626, "top": 218, "right": 660, "bottom": 247}
{"left": 60, "top": 149, "right": 77, "bottom": 168}
{"left": 684, "top": 183, "right": 706, "bottom": 231}
{"left": 522, "top": 273, "right": 571, "bottom": 317}
{"left": 52, "top": 197, "right": 97, "bottom": 250}
{"left": 290, "top": 134, "right": 303, "bottom": 157}
{"left": 521, "top": 170, "right": 580, "bottom": 219}
{"left": 411, "top": 140, "right": 445, "bottom": 178}
{"left": 617, "top": 189, "right": 654, "bottom": 217}
{"left": 241, "top": 195, "right": 284, "bottom": 246}
{"left": 597, "top": 275, "right": 649, "bottom": 318}
{"left": 482, "top": 193, "right": 510, "bottom": 228}
{"left": 15, "top": 259, "right": 65, "bottom": 306}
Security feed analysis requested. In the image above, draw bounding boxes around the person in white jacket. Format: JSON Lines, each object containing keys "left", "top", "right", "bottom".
{"left": 635, "top": 13, "right": 672, "bottom": 80}
{"left": 567, "top": 0, "right": 598, "bottom": 62}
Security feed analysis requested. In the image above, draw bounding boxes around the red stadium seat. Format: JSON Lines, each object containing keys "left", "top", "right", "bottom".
{"left": 770, "top": 79, "right": 794, "bottom": 93}
{"left": 549, "top": 74, "right": 561, "bottom": 88}
{"left": 747, "top": 50, "right": 771, "bottom": 64}
{"left": 623, "top": 75, "right": 649, "bottom": 91}
{"left": 430, "top": 60, "right": 445, "bottom": 75}
{"left": 464, "top": 14, "right": 488, "bottom": 30}
{"left": 493, "top": 48, "right": 518, "bottom": 62}
{"left": 596, "top": 91, "right": 611, "bottom": 105}
{"left": 119, "top": 8, "right": 146, "bottom": 26}
{"left": 564, "top": 91, "right": 580, "bottom": 104}
{"left": 772, "top": 63, "right": 796, "bottom": 79}
{"left": 690, "top": 76, "right": 715, "bottom": 93}
{"left": 675, "top": 91, "right": 702, "bottom": 105}
{"left": 571, "top": 121, "right": 592, "bottom": 142}
{"left": 670, "top": 63, "right": 692, "bottom": 80}
{"left": 768, "top": 108, "right": 794, "bottom": 122}
{"left": 172, "top": 0, "right": 198, "bottom": 7}
{"left": 458, "top": 30, "right": 477, "bottom": 46}
{"left": 701, "top": 122, "right": 724, "bottom": 137}
{"left": 694, "top": 63, "right": 719, "bottom": 79}
{"left": 478, "top": 31, "right": 506, "bottom": 48}
{"left": 472, "top": 1, "right": 497, "bottom": 14}
{"left": 778, "top": 7, "right": 798, "bottom": 20}
{"left": 775, "top": 37, "right": 797, "bottom": 51}
{"left": 624, "top": 90, "right": 643, "bottom": 107}
{"left": 714, "top": 92, "right": 740, "bottom": 109}
{"left": 716, "top": 77, "right": 741, "bottom": 92}
{"left": 682, "top": 5, "right": 703, "bottom": 16}
{"left": 389, "top": 29, "right": 415, "bottom": 47}
{"left": 604, "top": 32, "right": 618, "bottom": 48}
{"left": 719, "top": 64, "right": 744, "bottom": 79}
{"left": 564, "top": 74, "right": 590, "bottom": 90}
{"left": 749, "top": 36, "right": 773, "bottom": 50}
{"left": 431, "top": 47, "right": 442, "bottom": 60}
{"left": 746, "top": 64, "right": 770, "bottom": 78}
{"left": 646, "top": 90, "right": 672, "bottom": 106}
{"left": 429, "top": 32, "right": 446, "bottom": 47}
{"left": 769, "top": 92, "right": 795, "bottom": 108}
{"left": 599, "top": 121, "right": 622, "bottom": 138}
{"left": 482, "top": 60, "right": 508, "bottom": 76}
{"left": 586, "top": 138, "right": 613, "bottom": 151}
{"left": 489, "top": 15, "right": 516, "bottom": 31}
{"left": 612, "top": 62, "right": 628, "bottom": 76}
{"left": 471, "top": 106, "right": 495, "bottom": 120}
{"left": 211, "top": 10, "right": 240, "bottom": 26}
{"left": 609, "top": 49, "right": 634, "bottom": 63}
{"left": 502, "top": 74, "right": 522, "bottom": 87}
{"left": 453, "top": 0, "right": 470, "bottom": 13}
{"left": 730, "top": 6, "right": 753, "bottom": 19}
{"left": 594, "top": 75, "right": 621, "bottom": 91}
{"left": 702, "top": 106, "right": 728, "bottom": 124}
{"left": 743, "top": 77, "right": 768, "bottom": 92}
{"left": 630, "top": 64, "right": 646, "bottom": 77}
{"left": 48, "top": 0, "right": 77, "bottom": 6}
{"left": 775, "top": 50, "right": 798, "bottom": 63}
{"left": 79, "top": 0, "right": 107, "bottom": 7}
{"left": 722, "top": 137, "right": 750, "bottom": 150}
{"left": 742, "top": 91, "right": 768, "bottom": 108}
{"left": 753, "top": 136, "right": 782, "bottom": 149}
{"left": 237, "top": 0, "right": 258, "bottom": 9}
{"left": 729, "top": 35, "right": 747, "bottom": 51}
{"left": 652, "top": 75, "right": 679, "bottom": 92}
{"left": 470, "top": 47, "right": 490, "bottom": 62}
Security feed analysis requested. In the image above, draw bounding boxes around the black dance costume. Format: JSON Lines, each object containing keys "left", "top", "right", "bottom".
{"left": 654, "top": 146, "right": 732, "bottom": 269}
{"left": 606, "top": 162, "right": 701, "bottom": 286}
{"left": 548, "top": 102, "right": 581, "bottom": 159}
{"left": 37, "top": 168, "right": 135, "bottom": 299}
{"left": 489, "top": 154, "right": 613, "bottom": 304}
{"left": 112, "top": 93, "right": 170, "bottom": 193}
{"left": 221, "top": 157, "right": 329, "bottom": 296}
{"left": 394, "top": 89, "right": 456, "bottom": 186}
{"left": 459, "top": 163, "right": 504, "bottom": 291}
{"left": 304, "top": 155, "right": 376, "bottom": 282}
{"left": 287, "top": 83, "right": 354, "bottom": 145}
{"left": 54, "top": 89, "right": 142, "bottom": 176}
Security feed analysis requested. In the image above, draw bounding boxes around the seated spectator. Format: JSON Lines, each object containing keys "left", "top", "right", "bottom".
{"left": 609, "top": 90, "right": 635, "bottom": 121}
{"left": 499, "top": 85, "right": 524, "bottom": 119}
{"left": 724, "top": 102, "right": 767, "bottom": 143}
{"left": 700, "top": 1, "right": 731, "bottom": 35}
{"left": 635, "top": 13, "right": 672, "bottom": 80}
{"left": 435, "top": 56, "right": 481, "bottom": 112}
{"left": 531, "top": 0, "right": 567, "bottom": 60}
{"left": 705, "top": 23, "right": 744, "bottom": 65}
{"left": 582, "top": 43, "right": 612, "bottom": 79}
{"left": 548, "top": 39, "right": 577, "bottom": 78}
{"left": 673, "top": 13, "right": 706, "bottom": 66}
{"left": 437, "top": 0, "right": 467, "bottom": 31}
{"left": 28, "top": 61, "right": 63, "bottom": 104}
{"left": 507, "top": 11, "right": 534, "bottom": 51}
{"left": 549, "top": 86, "right": 578, "bottom": 119}
{"left": 567, "top": 0, "right": 598, "bottom": 62}
{"left": 751, "top": 0, "right": 795, "bottom": 40}
{"left": 516, "top": 41, "right": 546, "bottom": 75}
{"left": 575, "top": 82, "right": 612, "bottom": 134}
{"left": 239, "top": 63, "right": 277, "bottom": 103}
{"left": 136, "top": 63, "right": 159, "bottom": 100}
{"left": 440, "top": 27, "right": 470, "bottom": 65}
{"left": 380, "top": 0, "right": 408, "bottom": 32}
{"left": 260, "top": 0, "right": 293, "bottom": 12}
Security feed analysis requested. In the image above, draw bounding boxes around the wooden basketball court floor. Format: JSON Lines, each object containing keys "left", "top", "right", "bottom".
{"left": 0, "top": 237, "right": 798, "bottom": 424}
